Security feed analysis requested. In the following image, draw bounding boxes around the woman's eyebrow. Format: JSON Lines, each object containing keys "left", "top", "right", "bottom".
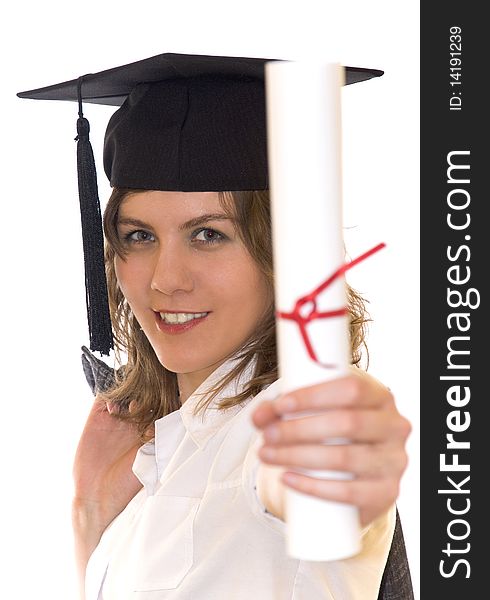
{"left": 117, "top": 213, "right": 232, "bottom": 231}
{"left": 117, "top": 217, "right": 151, "bottom": 229}
{"left": 178, "top": 213, "right": 232, "bottom": 231}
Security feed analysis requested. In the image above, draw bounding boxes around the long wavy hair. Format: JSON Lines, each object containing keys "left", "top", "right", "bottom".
{"left": 102, "top": 187, "right": 370, "bottom": 439}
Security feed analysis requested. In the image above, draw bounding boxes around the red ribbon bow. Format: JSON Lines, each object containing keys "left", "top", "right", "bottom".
{"left": 276, "top": 242, "right": 386, "bottom": 366}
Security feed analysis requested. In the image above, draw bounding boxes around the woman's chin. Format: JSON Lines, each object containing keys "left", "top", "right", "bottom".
{"left": 154, "top": 352, "right": 216, "bottom": 376}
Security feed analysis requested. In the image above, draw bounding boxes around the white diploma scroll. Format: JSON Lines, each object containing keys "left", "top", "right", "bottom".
{"left": 265, "top": 60, "right": 361, "bottom": 561}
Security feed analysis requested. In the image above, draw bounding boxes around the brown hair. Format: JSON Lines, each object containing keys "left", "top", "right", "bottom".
{"left": 102, "top": 188, "right": 370, "bottom": 439}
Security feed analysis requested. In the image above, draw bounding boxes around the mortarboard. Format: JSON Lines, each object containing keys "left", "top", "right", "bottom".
{"left": 17, "top": 52, "right": 383, "bottom": 355}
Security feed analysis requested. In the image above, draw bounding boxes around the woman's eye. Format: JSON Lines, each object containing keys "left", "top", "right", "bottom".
{"left": 192, "top": 228, "right": 225, "bottom": 245}
{"left": 123, "top": 230, "right": 155, "bottom": 244}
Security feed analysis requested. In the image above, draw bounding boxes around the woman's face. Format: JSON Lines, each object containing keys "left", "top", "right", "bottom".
{"left": 114, "top": 190, "right": 271, "bottom": 397}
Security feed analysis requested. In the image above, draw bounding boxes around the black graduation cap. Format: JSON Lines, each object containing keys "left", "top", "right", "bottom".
{"left": 17, "top": 52, "right": 383, "bottom": 355}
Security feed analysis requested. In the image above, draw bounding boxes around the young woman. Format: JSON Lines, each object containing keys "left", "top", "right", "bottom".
{"left": 19, "top": 53, "right": 412, "bottom": 599}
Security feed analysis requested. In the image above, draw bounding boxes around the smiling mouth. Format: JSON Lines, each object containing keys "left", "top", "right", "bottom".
{"left": 156, "top": 311, "right": 210, "bottom": 325}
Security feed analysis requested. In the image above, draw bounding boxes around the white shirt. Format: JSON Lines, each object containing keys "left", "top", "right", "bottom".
{"left": 86, "top": 359, "right": 395, "bottom": 599}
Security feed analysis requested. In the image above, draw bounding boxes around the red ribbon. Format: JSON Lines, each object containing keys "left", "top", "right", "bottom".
{"left": 276, "top": 242, "right": 386, "bottom": 366}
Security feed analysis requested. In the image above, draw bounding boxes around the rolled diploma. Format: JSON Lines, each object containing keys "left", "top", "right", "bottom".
{"left": 265, "top": 60, "right": 361, "bottom": 561}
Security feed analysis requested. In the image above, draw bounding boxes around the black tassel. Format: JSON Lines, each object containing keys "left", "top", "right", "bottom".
{"left": 75, "top": 77, "right": 113, "bottom": 356}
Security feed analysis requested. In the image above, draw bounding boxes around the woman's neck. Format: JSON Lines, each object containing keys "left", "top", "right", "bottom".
{"left": 176, "top": 359, "right": 228, "bottom": 404}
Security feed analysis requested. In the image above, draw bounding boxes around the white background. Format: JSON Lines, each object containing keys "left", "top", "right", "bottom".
{"left": 2, "top": 1, "right": 419, "bottom": 598}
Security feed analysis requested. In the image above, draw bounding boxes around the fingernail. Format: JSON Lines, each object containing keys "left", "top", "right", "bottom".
{"left": 283, "top": 472, "right": 299, "bottom": 485}
{"left": 259, "top": 446, "right": 276, "bottom": 460}
{"left": 264, "top": 426, "right": 279, "bottom": 443}
{"left": 275, "top": 395, "right": 297, "bottom": 413}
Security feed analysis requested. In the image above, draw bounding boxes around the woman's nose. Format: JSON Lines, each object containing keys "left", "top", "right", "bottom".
{"left": 150, "top": 244, "right": 194, "bottom": 295}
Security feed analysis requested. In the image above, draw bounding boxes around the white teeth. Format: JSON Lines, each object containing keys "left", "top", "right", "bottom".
{"left": 159, "top": 312, "right": 208, "bottom": 324}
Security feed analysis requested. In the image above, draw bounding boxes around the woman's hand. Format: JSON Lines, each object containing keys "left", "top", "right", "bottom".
{"left": 72, "top": 396, "right": 145, "bottom": 597}
{"left": 73, "top": 396, "right": 144, "bottom": 525}
{"left": 251, "top": 369, "right": 411, "bottom": 527}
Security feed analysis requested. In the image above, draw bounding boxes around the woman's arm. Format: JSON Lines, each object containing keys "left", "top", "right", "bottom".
{"left": 252, "top": 368, "right": 411, "bottom": 527}
{"left": 72, "top": 396, "right": 143, "bottom": 599}
{"left": 72, "top": 500, "right": 113, "bottom": 598}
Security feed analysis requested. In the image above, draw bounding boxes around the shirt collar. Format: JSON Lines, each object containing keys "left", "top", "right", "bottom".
{"left": 133, "top": 355, "right": 267, "bottom": 490}
{"left": 176, "top": 355, "right": 257, "bottom": 449}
